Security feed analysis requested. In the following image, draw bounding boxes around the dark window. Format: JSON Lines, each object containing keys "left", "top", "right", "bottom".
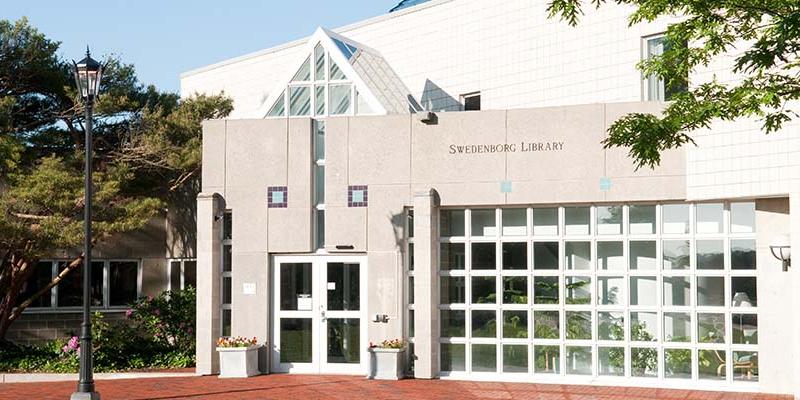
{"left": 58, "top": 261, "right": 103, "bottom": 307}
{"left": 18, "top": 261, "right": 53, "bottom": 308}
{"left": 463, "top": 93, "right": 481, "bottom": 111}
{"left": 109, "top": 261, "right": 138, "bottom": 306}
{"left": 170, "top": 261, "right": 182, "bottom": 291}
{"left": 184, "top": 261, "right": 197, "bottom": 289}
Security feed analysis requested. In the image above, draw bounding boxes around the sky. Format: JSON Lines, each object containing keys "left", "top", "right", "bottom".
{"left": 4, "top": 0, "right": 400, "bottom": 93}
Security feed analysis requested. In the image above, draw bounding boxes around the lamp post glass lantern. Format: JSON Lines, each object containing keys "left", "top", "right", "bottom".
{"left": 769, "top": 234, "right": 791, "bottom": 272}
{"left": 71, "top": 47, "right": 103, "bottom": 400}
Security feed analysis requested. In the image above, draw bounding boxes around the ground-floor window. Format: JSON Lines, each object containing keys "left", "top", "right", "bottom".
{"left": 169, "top": 259, "right": 197, "bottom": 291}
{"left": 20, "top": 259, "right": 141, "bottom": 309}
{"left": 436, "top": 203, "right": 758, "bottom": 384}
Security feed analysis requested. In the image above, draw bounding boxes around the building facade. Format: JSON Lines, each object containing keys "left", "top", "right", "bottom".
{"left": 182, "top": 0, "right": 800, "bottom": 397}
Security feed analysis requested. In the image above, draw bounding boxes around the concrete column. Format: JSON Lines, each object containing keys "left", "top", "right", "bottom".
{"left": 196, "top": 192, "right": 224, "bottom": 375}
{"left": 413, "top": 189, "right": 439, "bottom": 379}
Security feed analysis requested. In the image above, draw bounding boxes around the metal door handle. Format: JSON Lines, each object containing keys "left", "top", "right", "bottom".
{"left": 320, "top": 310, "right": 326, "bottom": 322}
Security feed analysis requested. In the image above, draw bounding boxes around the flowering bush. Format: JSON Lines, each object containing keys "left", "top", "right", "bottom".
{"left": 127, "top": 287, "right": 196, "bottom": 354}
{"left": 217, "top": 336, "right": 259, "bottom": 348}
{"left": 370, "top": 339, "right": 405, "bottom": 349}
{"left": 61, "top": 336, "right": 79, "bottom": 354}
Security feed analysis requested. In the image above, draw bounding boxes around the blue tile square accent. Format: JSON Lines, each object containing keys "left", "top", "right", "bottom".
{"left": 268, "top": 186, "right": 288, "bottom": 208}
{"left": 348, "top": 185, "right": 368, "bottom": 208}
{"left": 500, "top": 181, "right": 513, "bottom": 193}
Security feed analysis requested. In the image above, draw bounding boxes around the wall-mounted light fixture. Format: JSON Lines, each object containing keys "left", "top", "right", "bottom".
{"left": 770, "top": 234, "right": 791, "bottom": 272}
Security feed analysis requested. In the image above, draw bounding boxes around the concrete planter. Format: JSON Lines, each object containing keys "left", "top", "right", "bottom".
{"left": 367, "top": 347, "right": 406, "bottom": 380}
{"left": 217, "top": 345, "right": 261, "bottom": 378}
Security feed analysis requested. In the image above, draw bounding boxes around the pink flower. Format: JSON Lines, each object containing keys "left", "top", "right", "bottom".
{"left": 153, "top": 309, "right": 161, "bottom": 316}
{"left": 63, "top": 336, "right": 80, "bottom": 353}
{"left": 125, "top": 309, "right": 134, "bottom": 318}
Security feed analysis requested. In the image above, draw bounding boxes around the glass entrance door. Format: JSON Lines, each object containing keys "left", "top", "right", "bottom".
{"left": 271, "top": 256, "right": 367, "bottom": 374}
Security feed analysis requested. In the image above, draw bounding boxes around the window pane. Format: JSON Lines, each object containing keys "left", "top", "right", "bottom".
{"left": 597, "top": 241, "right": 624, "bottom": 270}
{"left": 566, "top": 346, "right": 592, "bottom": 375}
{"left": 409, "top": 310, "right": 415, "bottom": 338}
{"left": 629, "top": 205, "right": 656, "bottom": 234}
{"left": 329, "top": 84, "right": 352, "bottom": 115}
{"left": 598, "top": 276, "right": 624, "bottom": 305}
{"left": 314, "top": 165, "right": 325, "bottom": 205}
{"left": 564, "top": 241, "right": 591, "bottom": 270}
{"left": 566, "top": 311, "right": 591, "bottom": 340}
{"left": 663, "top": 276, "right": 691, "bottom": 306}
{"left": 731, "top": 202, "right": 755, "bottom": 233}
{"left": 503, "top": 345, "right": 528, "bottom": 373}
{"left": 503, "top": 310, "right": 528, "bottom": 338}
{"left": 598, "top": 312, "right": 624, "bottom": 341}
{"left": 289, "top": 86, "right": 311, "bottom": 116}
{"left": 696, "top": 240, "right": 724, "bottom": 270}
{"left": 57, "top": 261, "right": 103, "bottom": 307}
{"left": 533, "top": 276, "right": 559, "bottom": 304}
{"left": 598, "top": 347, "right": 625, "bottom": 376}
{"left": 327, "top": 318, "right": 360, "bottom": 364}
{"left": 315, "top": 209, "right": 325, "bottom": 249}
{"left": 732, "top": 351, "right": 758, "bottom": 381}
{"left": 533, "top": 242, "right": 559, "bottom": 270}
{"left": 407, "top": 243, "right": 414, "bottom": 271}
{"left": 291, "top": 57, "right": 311, "bottom": 81}
{"left": 698, "top": 349, "right": 726, "bottom": 380}
{"left": 502, "top": 276, "right": 527, "bottom": 304}
{"left": 597, "top": 206, "right": 622, "bottom": 235}
{"left": 472, "top": 310, "right": 497, "bottom": 338}
{"left": 222, "top": 309, "right": 232, "bottom": 337}
{"left": 329, "top": 56, "right": 345, "bottom": 80}
{"left": 565, "top": 276, "right": 591, "bottom": 305}
{"left": 440, "top": 277, "right": 465, "bottom": 304}
{"left": 471, "top": 276, "right": 496, "bottom": 304}
{"left": 471, "top": 209, "right": 496, "bottom": 237}
{"left": 732, "top": 314, "right": 758, "bottom": 345}
{"left": 280, "top": 319, "right": 312, "bottom": 363}
{"left": 223, "top": 244, "right": 232, "bottom": 272}
{"left": 109, "top": 261, "right": 138, "bottom": 306}
{"left": 222, "top": 276, "right": 232, "bottom": 304}
{"left": 663, "top": 204, "right": 690, "bottom": 234}
{"left": 327, "top": 263, "right": 359, "bottom": 311}
{"left": 314, "top": 44, "right": 325, "bottom": 80}
{"left": 565, "top": 207, "right": 590, "bottom": 235}
{"left": 533, "top": 311, "right": 559, "bottom": 339}
{"left": 696, "top": 203, "right": 724, "bottom": 234}
{"left": 441, "top": 344, "right": 466, "bottom": 372}
{"left": 184, "top": 261, "right": 197, "bottom": 289}
{"left": 440, "top": 243, "right": 465, "bottom": 270}
{"left": 630, "top": 240, "right": 657, "bottom": 270}
{"left": 440, "top": 310, "right": 465, "bottom": 337}
{"left": 631, "top": 347, "right": 658, "bottom": 377}
{"left": 502, "top": 208, "right": 527, "bottom": 236}
{"left": 534, "top": 345, "right": 560, "bottom": 374}
{"left": 533, "top": 208, "right": 558, "bottom": 236}
{"left": 440, "top": 209, "right": 465, "bottom": 237}
{"left": 731, "top": 239, "right": 756, "bottom": 270}
{"left": 315, "top": 85, "right": 325, "bottom": 115}
{"left": 630, "top": 276, "right": 657, "bottom": 306}
{"left": 280, "top": 263, "right": 312, "bottom": 311}
{"left": 407, "top": 210, "right": 414, "bottom": 238}
{"left": 314, "top": 120, "right": 326, "bottom": 160}
{"left": 502, "top": 242, "right": 526, "bottom": 270}
{"left": 665, "top": 348, "right": 692, "bottom": 379}
{"left": 223, "top": 211, "right": 232, "bottom": 240}
{"left": 20, "top": 261, "right": 52, "bottom": 308}
{"left": 408, "top": 276, "right": 414, "bottom": 305}
{"left": 631, "top": 311, "right": 658, "bottom": 341}
{"left": 732, "top": 277, "right": 757, "bottom": 307}
{"left": 664, "top": 312, "right": 691, "bottom": 342}
{"left": 472, "top": 344, "right": 497, "bottom": 372}
{"left": 697, "top": 276, "right": 725, "bottom": 307}
{"left": 267, "top": 91, "right": 285, "bottom": 116}
{"left": 663, "top": 240, "right": 690, "bottom": 270}
{"left": 471, "top": 243, "right": 496, "bottom": 270}
{"left": 698, "top": 313, "right": 725, "bottom": 344}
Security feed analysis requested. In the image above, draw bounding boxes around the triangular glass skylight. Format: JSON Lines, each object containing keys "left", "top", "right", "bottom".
{"left": 292, "top": 57, "right": 311, "bottom": 82}
{"left": 332, "top": 38, "right": 358, "bottom": 60}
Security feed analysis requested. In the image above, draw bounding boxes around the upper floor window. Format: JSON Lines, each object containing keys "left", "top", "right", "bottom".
{"left": 644, "top": 35, "right": 688, "bottom": 101}
{"left": 462, "top": 92, "right": 481, "bottom": 111}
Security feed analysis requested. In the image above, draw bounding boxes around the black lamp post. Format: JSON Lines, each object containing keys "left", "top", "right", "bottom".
{"left": 71, "top": 47, "right": 103, "bottom": 400}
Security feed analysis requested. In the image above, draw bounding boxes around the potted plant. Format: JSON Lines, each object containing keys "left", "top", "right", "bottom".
{"left": 216, "top": 336, "right": 261, "bottom": 378}
{"left": 367, "top": 339, "right": 406, "bottom": 380}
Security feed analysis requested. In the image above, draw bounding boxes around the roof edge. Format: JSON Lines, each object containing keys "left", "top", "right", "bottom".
{"left": 180, "top": 0, "right": 456, "bottom": 80}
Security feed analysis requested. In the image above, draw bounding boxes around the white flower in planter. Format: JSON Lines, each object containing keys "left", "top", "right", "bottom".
{"left": 216, "top": 336, "right": 262, "bottom": 378}
{"left": 368, "top": 339, "right": 407, "bottom": 380}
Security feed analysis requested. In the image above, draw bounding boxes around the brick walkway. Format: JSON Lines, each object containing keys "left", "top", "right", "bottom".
{"left": 0, "top": 374, "right": 791, "bottom": 400}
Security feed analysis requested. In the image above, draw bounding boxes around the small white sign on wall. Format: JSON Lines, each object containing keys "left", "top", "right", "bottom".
{"left": 297, "top": 295, "right": 312, "bottom": 311}
{"left": 243, "top": 283, "right": 256, "bottom": 295}
{"left": 327, "top": 282, "right": 336, "bottom": 290}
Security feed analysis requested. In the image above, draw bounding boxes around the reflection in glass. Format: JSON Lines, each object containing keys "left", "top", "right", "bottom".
{"left": 731, "top": 202, "right": 756, "bottom": 233}
{"left": 503, "top": 345, "right": 528, "bottom": 373}
{"left": 440, "top": 210, "right": 465, "bottom": 237}
{"left": 109, "top": 261, "right": 138, "bottom": 306}
{"left": 630, "top": 241, "right": 657, "bottom": 270}
{"left": 733, "top": 351, "right": 758, "bottom": 381}
{"left": 533, "top": 242, "right": 559, "bottom": 270}
{"left": 314, "top": 44, "right": 325, "bottom": 80}
{"left": 503, "top": 276, "right": 527, "bottom": 304}
{"left": 698, "top": 313, "right": 725, "bottom": 343}
{"left": 292, "top": 57, "right": 311, "bottom": 81}
{"left": 472, "top": 344, "right": 497, "bottom": 372}
{"left": 629, "top": 205, "right": 656, "bottom": 234}
{"left": 698, "top": 349, "right": 726, "bottom": 380}
{"left": 533, "top": 208, "right": 558, "bottom": 236}
{"left": 732, "top": 277, "right": 757, "bottom": 307}
{"left": 664, "top": 312, "right": 691, "bottom": 342}
{"left": 631, "top": 312, "right": 658, "bottom": 342}
{"left": 630, "top": 276, "right": 657, "bottom": 306}
{"left": 472, "top": 310, "right": 497, "bottom": 338}
{"left": 441, "top": 344, "right": 465, "bottom": 371}
{"left": 533, "top": 276, "right": 559, "bottom": 304}
{"left": 696, "top": 240, "right": 724, "bottom": 270}
{"left": 329, "top": 84, "right": 352, "bottom": 115}
{"left": 440, "top": 243, "right": 465, "bottom": 270}
{"left": 597, "top": 241, "right": 624, "bottom": 270}
{"left": 289, "top": 86, "right": 311, "bottom": 116}
{"left": 665, "top": 348, "right": 692, "bottom": 379}
{"left": 327, "top": 263, "right": 359, "bottom": 311}
{"left": 441, "top": 310, "right": 465, "bottom": 337}
{"left": 663, "top": 204, "right": 690, "bottom": 234}
{"left": 663, "top": 276, "right": 691, "bottom": 306}
{"left": 696, "top": 203, "right": 724, "bottom": 233}
{"left": 733, "top": 314, "right": 758, "bottom": 344}
{"left": 566, "top": 311, "right": 591, "bottom": 340}
{"left": 502, "top": 208, "right": 527, "bottom": 236}
{"left": 280, "top": 263, "right": 312, "bottom": 311}
{"left": 598, "top": 276, "right": 624, "bottom": 305}
{"left": 503, "top": 310, "right": 528, "bottom": 338}
{"left": 502, "top": 242, "right": 526, "bottom": 270}
{"left": 566, "top": 346, "right": 592, "bottom": 375}
{"left": 731, "top": 239, "right": 756, "bottom": 269}
{"left": 472, "top": 276, "right": 496, "bottom": 304}
{"left": 565, "top": 241, "right": 591, "bottom": 270}
{"left": 472, "top": 242, "right": 496, "bottom": 270}
{"left": 697, "top": 276, "right": 725, "bottom": 306}
{"left": 599, "top": 347, "right": 625, "bottom": 376}
{"left": 327, "top": 319, "right": 360, "bottom": 364}
{"left": 663, "top": 240, "right": 690, "bottom": 270}
{"left": 534, "top": 345, "right": 560, "bottom": 373}
{"left": 598, "top": 312, "right": 624, "bottom": 341}
{"left": 534, "top": 311, "right": 559, "bottom": 339}
{"left": 222, "top": 309, "right": 232, "bottom": 337}
{"left": 280, "top": 318, "right": 312, "bottom": 363}
{"left": 596, "top": 206, "right": 622, "bottom": 235}
{"left": 440, "top": 277, "right": 466, "bottom": 304}
{"left": 565, "top": 276, "right": 591, "bottom": 305}
{"left": 471, "top": 209, "right": 496, "bottom": 237}
{"left": 631, "top": 347, "right": 658, "bottom": 377}
{"left": 565, "top": 207, "right": 590, "bottom": 235}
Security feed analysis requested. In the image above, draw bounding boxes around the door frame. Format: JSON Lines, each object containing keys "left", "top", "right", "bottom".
{"left": 270, "top": 254, "right": 368, "bottom": 375}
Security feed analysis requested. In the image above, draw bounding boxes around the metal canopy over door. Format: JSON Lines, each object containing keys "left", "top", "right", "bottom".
{"left": 271, "top": 255, "right": 367, "bottom": 374}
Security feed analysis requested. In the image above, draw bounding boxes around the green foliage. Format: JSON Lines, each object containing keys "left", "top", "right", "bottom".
{"left": 547, "top": 0, "right": 800, "bottom": 168}
{"left": 0, "top": 288, "right": 196, "bottom": 372}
